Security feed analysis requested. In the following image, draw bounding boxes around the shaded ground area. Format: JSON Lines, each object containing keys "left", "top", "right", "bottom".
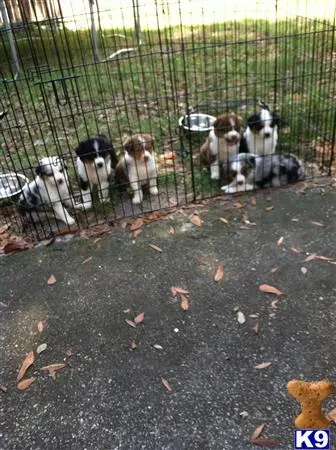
{"left": 1, "top": 183, "right": 336, "bottom": 450}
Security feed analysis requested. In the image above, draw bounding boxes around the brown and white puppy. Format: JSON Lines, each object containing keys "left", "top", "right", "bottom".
{"left": 200, "top": 113, "right": 245, "bottom": 181}
{"left": 115, "top": 134, "right": 159, "bottom": 204}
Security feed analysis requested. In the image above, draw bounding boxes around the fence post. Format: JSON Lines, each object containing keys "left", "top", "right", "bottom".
{"left": 89, "top": 0, "right": 100, "bottom": 62}
{"left": 0, "top": 0, "right": 20, "bottom": 80}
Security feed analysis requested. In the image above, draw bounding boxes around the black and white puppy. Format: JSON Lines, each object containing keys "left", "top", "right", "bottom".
{"left": 75, "top": 135, "right": 118, "bottom": 209}
{"left": 221, "top": 152, "right": 305, "bottom": 194}
{"left": 18, "top": 156, "right": 82, "bottom": 226}
{"left": 244, "top": 103, "right": 279, "bottom": 155}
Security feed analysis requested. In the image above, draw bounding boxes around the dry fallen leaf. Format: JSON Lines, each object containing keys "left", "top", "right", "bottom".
{"left": 81, "top": 256, "right": 93, "bottom": 265}
{"left": 0, "top": 384, "right": 7, "bottom": 393}
{"left": 123, "top": 308, "right": 131, "bottom": 314}
{"left": 271, "top": 300, "right": 278, "bottom": 309}
{"left": 250, "top": 423, "right": 266, "bottom": 442}
{"left": 270, "top": 267, "right": 278, "bottom": 273}
{"left": 233, "top": 202, "right": 245, "bottom": 209}
{"left": 130, "top": 229, "right": 143, "bottom": 239}
{"left": 189, "top": 213, "right": 203, "bottom": 227}
{"left": 220, "top": 217, "right": 228, "bottom": 224}
{"left": 36, "top": 343, "right": 47, "bottom": 354}
{"left": 315, "top": 255, "right": 332, "bottom": 261}
{"left": 255, "top": 362, "right": 272, "bottom": 369}
{"left": 304, "top": 253, "right": 317, "bottom": 262}
{"left": 161, "top": 377, "right": 173, "bottom": 392}
{"left": 134, "top": 312, "right": 145, "bottom": 324}
{"left": 252, "top": 320, "right": 261, "bottom": 334}
{"left": 291, "top": 247, "right": 303, "bottom": 253}
{"left": 125, "top": 319, "right": 137, "bottom": 328}
{"left": 3, "top": 236, "right": 30, "bottom": 254}
{"left": 265, "top": 206, "right": 274, "bottom": 212}
{"left": 250, "top": 198, "right": 257, "bottom": 206}
{"left": 327, "top": 407, "right": 336, "bottom": 422}
{"left": 311, "top": 221, "right": 325, "bottom": 228}
{"left": 17, "top": 351, "right": 35, "bottom": 381}
{"left": 47, "top": 274, "right": 57, "bottom": 285}
{"left": 131, "top": 340, "right": 137, "bottom": 350}
{"left": 149, "top": 244, "right": 162, "bottom": 252}
{"left": 37, "top": 321, "right": 44, "bottom": 333}
{"left": 180, "top": 294, "right": 189, "bottom": 311}
{"left": 129, "top": 218, "right": 144, "bottom": 231}
{"left": 0, "top": 301, "right": 8, "bottom": 308}
{"left": 259, "top": 284, "right": 284, "bottom": 296}
{"left": 170, "top": 287, "right": 189, "bottom": 296}
{"left": 17, "top": 377, "right": 36, "bottom": 391}
{"left": 276, "top": 236, "right": 284, "bottom": 246}
{"left": 40, "top": 363, "right": 67, "bottom": 373}
{"left": 237, "top": 311, "right": 246, "bottom": 324}
{"left": 252, "top": 438, "right": 281, "bottom": 447}
{"left": 41, "top": 237, "right": 54, "bottom": 247}
{"left": 168, "top": 226, "right": 175, "bottom": 235}
{"left": 214, "top": 263, "right": 224, "bottom": 282}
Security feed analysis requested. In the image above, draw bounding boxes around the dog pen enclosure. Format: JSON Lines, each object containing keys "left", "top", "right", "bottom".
{"left": 0, "top": 0, "right": 335, "bottom": 241}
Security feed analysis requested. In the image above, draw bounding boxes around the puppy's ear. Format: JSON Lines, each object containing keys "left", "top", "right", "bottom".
{"left": 124, "top": 137, "right": 135, "bottom": 154}
{"left": 237, "top": 115, "right": 244, "bottom": 128}
{"left": 246, "top": 154, "right": 256, "bottom": 167}
{"left": 247, "top": 113, "right": 259, "bottom": 129}
{"left": 35, "top": 163, "right": 42, "bottom": 176}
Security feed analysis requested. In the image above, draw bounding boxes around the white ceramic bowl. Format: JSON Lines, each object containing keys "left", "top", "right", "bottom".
{"left": 0, "top": 172, "right": 29, "bottom": 200}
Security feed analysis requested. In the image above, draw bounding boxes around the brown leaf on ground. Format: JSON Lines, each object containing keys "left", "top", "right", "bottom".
{"left": 17, "top": 351, "right": 35, "bottom": 381}
{"left": 125, "top": 319, "right": 137, "bottom": 328}
{"left": 131, "top": 340, "right": 137, "bottom": 350}
{"left": 315, "top": 255, "right": 332, "bottom": 261}
{"left": 168, "top": 226, "right": 175, "bottom": 235}
{"left": 1, "top": 384, "right": 8, "bottom": 393}
{"left": 291, "top": 247, "right": 303, "bottom": 253}
{"left": 129, "top": 218, "right": 144, "bottom": 231}
{"left": 252, "top": 320, "right": 261, "bottom": 334}
{"left": 252, "top": 438, "right": 281, "bottom": 447}
{"left": 250, "top": 423, "right": 266, "bottom": 442}
{"left": 255, "top": 362, "right": 272, "bottom": 369}
{"left": 214, "top": 263, "right": 224, "bottom": 282}
{"left": 37, "top": 321, "right": 44, "bottom": 333}
{"left": 81, "top": 256, "right": 93, "bottom": 265}
{"left": 189, "top": 213, "right": 203, "bottom": 227}
{"left": 130, "top": 229, "right": 143, "bottom": 239}
{"left": 0, "top": 224, "right": 10, "bottom": 234}
{"left": 250, "top": 198, "right": 257, "bottom": 206}
{"left": 161, "top": 377, "right": 173, "bottom": 392}
{"left": 3, "top": 236, "right": 30, "bottom": 254}
{"left": 92, "top": 237, "right": 102, "bottom": 246}
{"left": 0, "top": 301, "right": 8, "bottom": 308}
{"left": 304, "top": 253, "right": 317, "bottom": 262}
{"left": 233, "top": 202, "right": 245, "bottom": 209}
{"left": 311, "top": 221, "right": 326, "bottom": 227}
{"left": 47, "top": 274, "right": 57, "bottom": 285}
{"left": 40, "top": 363, "right": 67, "bottom": 373}
{"left": 149, "top": 244, "right": 162, "bottom": 252}
{"left": 265, "top": 206, "right": 274, "bottom": 212}
{"left": 220, "top": 217, "right": 228, "bottom": 224}
{"left": 276, "top": 236, "right": 284, "bottom": 246}
{"left": 36, "top": 343, "right": 47, "bottom": 354}
{"left": 17, "top": 377, "right": 36, "bottom": 391}
{"left": 271, "top": 300, "right": 278, "bottom": 309}
{"left": 327, "top": 407, "right": 336, "bottom": 422}
{"left": 170, "top": 287, "right": 189, "bottom": 296}
{"left": 180, "top": 294, "right": 189, "bottom": 311}
{"left": 134, "top": 312, "right": 145, "bottom": 324}
{"left": 270, "top": 267, "right": 278, "bottom": 273}
{"left": 41, "top": 237, "right": 55, "bottom": 247}
{"left": 259, "top": 284, "right": 284, "bottom": 296}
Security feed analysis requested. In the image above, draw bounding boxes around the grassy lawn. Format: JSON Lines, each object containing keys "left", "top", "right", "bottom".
{"left": 0, "top": 16, "right": 335, "bottom": 223}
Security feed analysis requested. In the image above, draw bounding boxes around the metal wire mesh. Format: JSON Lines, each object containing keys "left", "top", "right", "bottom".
{"left": 0, "top": 0, "right": 335, "bottom": 241}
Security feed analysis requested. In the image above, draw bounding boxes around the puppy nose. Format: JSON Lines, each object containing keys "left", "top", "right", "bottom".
{"left": 57, "top": 178, "right": 64, "bottom": 185}
{"left": 237, "top": 181, "right": 244, "bottom": 186}
{"left": 97, "top": 162, "right": 104, "bottom": 169}
{"left": 264, "top": 132, "right": 271, "bottom": 138}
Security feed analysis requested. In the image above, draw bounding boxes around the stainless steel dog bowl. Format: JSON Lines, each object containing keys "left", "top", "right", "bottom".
{"left": 0, "top": 172, "right": 29, "bottom": 201}
{"left": 179, "top": 113, "right": 216, "bottom": 132}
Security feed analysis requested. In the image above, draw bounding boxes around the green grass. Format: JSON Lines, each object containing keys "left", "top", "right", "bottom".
{"left": 0, "top": 17, "right": 335, "bottom": 208}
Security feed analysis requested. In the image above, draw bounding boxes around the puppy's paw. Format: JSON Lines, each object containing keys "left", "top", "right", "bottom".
{"left": 67, "top": 217, "right": 76, "bottom": 226}
{"left": 132, "top": 193, "right": 143, "bottom": 205}
{"left": 221, "top": 184, "right": 229, "bottom": 192}
{"left": 210, "top": 173, "right": 220, "bottom": 180}
{"left": 81, "top": 201, "right": 93, "bottom": 210}
{"left": 149, "top": 186, "right": 159, "bottom": 196}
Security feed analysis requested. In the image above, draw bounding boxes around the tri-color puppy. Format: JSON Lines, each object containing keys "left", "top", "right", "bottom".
{"left": 221, "top": 152, "right": 305, "bottom": 194}
{"left": 200, "top": 113, "right": 245, "bottom": 181}
{"left": 115, "top": 134, "right": 158, "bottom": 205}
{"left": 244, "top": 103, "right": 279, "bottom": 155}
{"left": 18, "top": 156, "right": 82, "bottom": 226}
{"left": 75, "top": 134, "right": 118, "bottom": 209}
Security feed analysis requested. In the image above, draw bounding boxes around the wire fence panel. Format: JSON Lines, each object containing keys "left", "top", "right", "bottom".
{"left": 0, "top": 0, "right": 335, "bottom": 241}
